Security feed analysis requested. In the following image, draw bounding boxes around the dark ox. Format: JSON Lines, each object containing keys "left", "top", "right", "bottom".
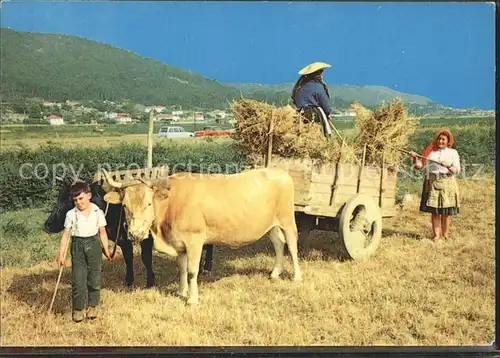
{"left": 101, "top": 167, "right": 302, "bottom": 305}
{"left": 44, "top": 179, "right": 214, "bottom": 288}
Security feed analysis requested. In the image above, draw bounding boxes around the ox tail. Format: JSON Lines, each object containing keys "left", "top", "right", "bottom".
{"left": 278, "top": 228, "right": 287, "bottom": 244}
{"left": 267, "top": 227, "right": 287, "bottom": 244}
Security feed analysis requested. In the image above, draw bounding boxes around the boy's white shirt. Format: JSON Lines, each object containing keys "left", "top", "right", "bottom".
{"left": 64, "top": 203, "right": 107, "bottom": 237}
{"left": 426, "top": 147, "right": 461, "bottom": 174}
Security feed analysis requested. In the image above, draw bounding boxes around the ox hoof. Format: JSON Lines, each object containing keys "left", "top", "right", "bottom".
{"left": 177, "top": 290, "right": 188, "bottom": 298}
{"left": 270, "top": 270, "right": 282, "bottom": 280}
{"left": 187, "top": 298, "right": 199, "bottom": 305}
{"left": 292, "top": 275, "right": 303, "bottom": 282}
{"left": 200, "top": 269, "right": 212, "bottom": 277}
{"left": 146, "top": 275, "right": 156, "bottom": 288}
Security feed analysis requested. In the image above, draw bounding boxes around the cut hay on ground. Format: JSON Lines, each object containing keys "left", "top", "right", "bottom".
{"left": 231, "top": 97, "right": 418, "bottom": 166}
{"left": 0, "top": 177, "right": 494, "bottom": 345}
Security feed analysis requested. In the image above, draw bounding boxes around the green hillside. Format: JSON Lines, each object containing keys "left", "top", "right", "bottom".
{"left": 1, "top": 28, "right": 239, "bottom": 109}
{"left": 2, "top": 27, "right": 434, "bottom": 110}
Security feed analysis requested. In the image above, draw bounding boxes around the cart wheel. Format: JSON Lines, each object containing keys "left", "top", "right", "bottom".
{"left": 339, "top": 193, "right": 382, "bottom": 261}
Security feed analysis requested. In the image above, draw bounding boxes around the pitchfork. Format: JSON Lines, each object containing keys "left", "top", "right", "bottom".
{"left": 398, "top": 148, "right": 452, "bottom": 167}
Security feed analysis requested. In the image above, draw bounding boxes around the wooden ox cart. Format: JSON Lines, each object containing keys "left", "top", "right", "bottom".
{"left": 267, "top": 149, "right": 398, "bottom": 261}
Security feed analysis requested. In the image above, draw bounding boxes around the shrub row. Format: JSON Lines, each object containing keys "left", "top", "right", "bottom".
{"left": 0, "top": 140, "right": 246, "bottom": 210}
{"left": 0, "top": 126, "right": 495, "bottom": 211}
{"left": 407, "top": 126, "right": 495, "bottom": 171}
{"left": 1, "top": 122, "right": 234, "bottom": 139}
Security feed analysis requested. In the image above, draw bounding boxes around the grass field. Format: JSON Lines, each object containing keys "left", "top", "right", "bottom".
{"left": 0, "top": 176, "right": 495, "bottom": 346}
{"left": 0, "top": 133, "right": 202, "bottom": 151}
{"left": 0, "top": 122, "right": 233, "bottom": 151}
{"left": 0, "top": 116, "right": 493, "bottom": 139}
{"left": 0, "top": 115, "right": 495, "bottom": 346}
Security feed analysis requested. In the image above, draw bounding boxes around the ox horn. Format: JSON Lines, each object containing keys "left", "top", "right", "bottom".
{"left": 101, "top": 169, "right": 145, "bottom": 189}
{"left": 101, "top": 169, "right": 122, "bottom": 189}
{"left": 138, "top": 178, "right": 154, "bottom": 188}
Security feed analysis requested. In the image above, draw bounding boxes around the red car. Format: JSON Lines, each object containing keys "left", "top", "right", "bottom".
{"left": 194, "top": 126, "right": 234, "bottom": 137}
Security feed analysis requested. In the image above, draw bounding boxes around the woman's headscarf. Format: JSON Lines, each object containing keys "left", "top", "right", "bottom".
{"left": 291, "top": 70, "right": 330, "bottom": 106}
{"left": 421, "top": 129, "right": 455, "bottom": 166}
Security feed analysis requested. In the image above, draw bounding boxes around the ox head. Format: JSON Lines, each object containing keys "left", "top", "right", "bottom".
{"left": 101, "top": 169, "right": 171, "bottom": 242}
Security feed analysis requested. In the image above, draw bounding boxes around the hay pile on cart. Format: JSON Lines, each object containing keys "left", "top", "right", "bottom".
{"left": 231, "top": 97, "right": 417, "bottom": 167}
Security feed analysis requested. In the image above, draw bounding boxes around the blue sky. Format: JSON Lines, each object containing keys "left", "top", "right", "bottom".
{"left": 1, "top": 2, "right": 495, "bottom": 109}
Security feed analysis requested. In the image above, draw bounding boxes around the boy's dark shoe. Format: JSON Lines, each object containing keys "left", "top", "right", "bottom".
{"left": 87, "top": 306, "right": 99, "bottom": 320}
{"left": 72, "top": 310, "right": 85, "bottom": 323}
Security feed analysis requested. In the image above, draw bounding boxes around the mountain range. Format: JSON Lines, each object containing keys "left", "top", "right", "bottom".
{"left": 1, "top": 27, "right": 435, "bottom": 110}
{"left": 225, "top": 83, "right": 432, "bottom": 107}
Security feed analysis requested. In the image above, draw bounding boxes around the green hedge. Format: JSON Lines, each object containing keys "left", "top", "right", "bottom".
{"left": 1, "top": 122, "right": 234, "bottom": 139}
{"left": 406, "top": 126, "right": 495, "bottom": 170}
{"left": 0, "top": 140, "right": 247, "bottom": 210}
{"left": 0, "top": 125, "right": 495, "bottom": 211}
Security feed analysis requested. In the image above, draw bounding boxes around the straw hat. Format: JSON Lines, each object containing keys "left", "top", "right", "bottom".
{"left": 298, "top": 62, "right": 331, "bottom": 75}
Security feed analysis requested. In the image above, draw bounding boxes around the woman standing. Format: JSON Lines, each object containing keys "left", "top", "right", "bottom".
{"left": 291, "top": 62, "right": 333, "bottom": 136}
{"left": 411, "top": 129, "right": 461, "bottom": 241}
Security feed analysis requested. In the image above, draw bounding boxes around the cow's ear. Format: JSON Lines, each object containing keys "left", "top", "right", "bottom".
{"left": 104, "top": 191, "right": 122, "bottom": 204}
{"left": 101, "top": 181, "right": 114, "bottom": 193}
{"left": 153, "top": 179, "right": 170, "bottom": 200}
{"left": 153, "top": 187, "right": 170, "bottom": 200}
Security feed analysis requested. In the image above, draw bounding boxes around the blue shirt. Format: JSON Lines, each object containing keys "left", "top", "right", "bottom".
{"left": 293, "top": 81, "right": 332, "bottom": 116}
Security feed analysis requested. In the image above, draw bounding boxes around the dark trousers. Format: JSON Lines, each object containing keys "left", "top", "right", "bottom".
{"left": 70, "top": 235, "right": 102, "bottom": 311}
{"left": 300, "top": 107, "right": 331, "bottom": 137}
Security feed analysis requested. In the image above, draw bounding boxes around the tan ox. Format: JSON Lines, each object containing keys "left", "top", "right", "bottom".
{"left": 101, "top": 168, "right": 302, "bottom": 304}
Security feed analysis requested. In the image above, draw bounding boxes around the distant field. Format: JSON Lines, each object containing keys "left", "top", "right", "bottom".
{"left": 1, "top": 116, "right": 494, "bottom": 151}
{"left": 0, "top": 133, "right": 209, "bottom": 151}
{"left": 0, "top": 122, "right": 233, "bottom": 151}
{"left": 0, "top": 121, "right": 232, "bottom": 137}
{"left": 330, "top": 115, "right": 494, "bottom": 130}
{"left": 417, "top": 116, "right": 495, "bottom": 127}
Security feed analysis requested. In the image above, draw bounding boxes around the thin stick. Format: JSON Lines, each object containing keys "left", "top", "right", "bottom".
{"left": 327, "top": 118, "right": 362, "bottom": 166}
{"left": 329, "top": 143, "right": 343, "bottom": 206}
{"left": 356, "top": 143, "right": 367, "bottom": 194}
{"left": 48, "top": 237, "right": 71, "bottom": 315}
{"left": 327, "top": 118, "right": 345, "bottom": 146}
{"left": 379, "top": 151, "right": 385, "bottom": 207}
{"left": 265, "top": 111, "right": 274, "bottom": 167}
{"left": 110, "top": 204, "right": 123, "bottom": 260}
{"left": 398, "top": 148, "right": 443, "bottom": 165}
{"left": 147, "top": 109, "right": 154, "bottom": 168}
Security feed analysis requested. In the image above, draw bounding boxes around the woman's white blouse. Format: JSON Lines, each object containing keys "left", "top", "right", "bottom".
{"left": 426, "top": 147, "right": 461, "bottom": 174}
{"left": 64, "top": 203, "right": 107, "bottom": 237}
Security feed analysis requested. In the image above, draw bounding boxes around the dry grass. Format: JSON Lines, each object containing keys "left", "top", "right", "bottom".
{"left": 0, "top": 177, "right": 494, "bottom": 346}
{"left": 351, "top": 99, "right": 418, "bottom": 165}
{"left": 0, "top": 135, "right": 227, "bottom": 151}
{"left": 231, "top": 99, "right": 346, "bottom": 165}
{"left": 231, "top": 98, "right": 417, "bottom": 166}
